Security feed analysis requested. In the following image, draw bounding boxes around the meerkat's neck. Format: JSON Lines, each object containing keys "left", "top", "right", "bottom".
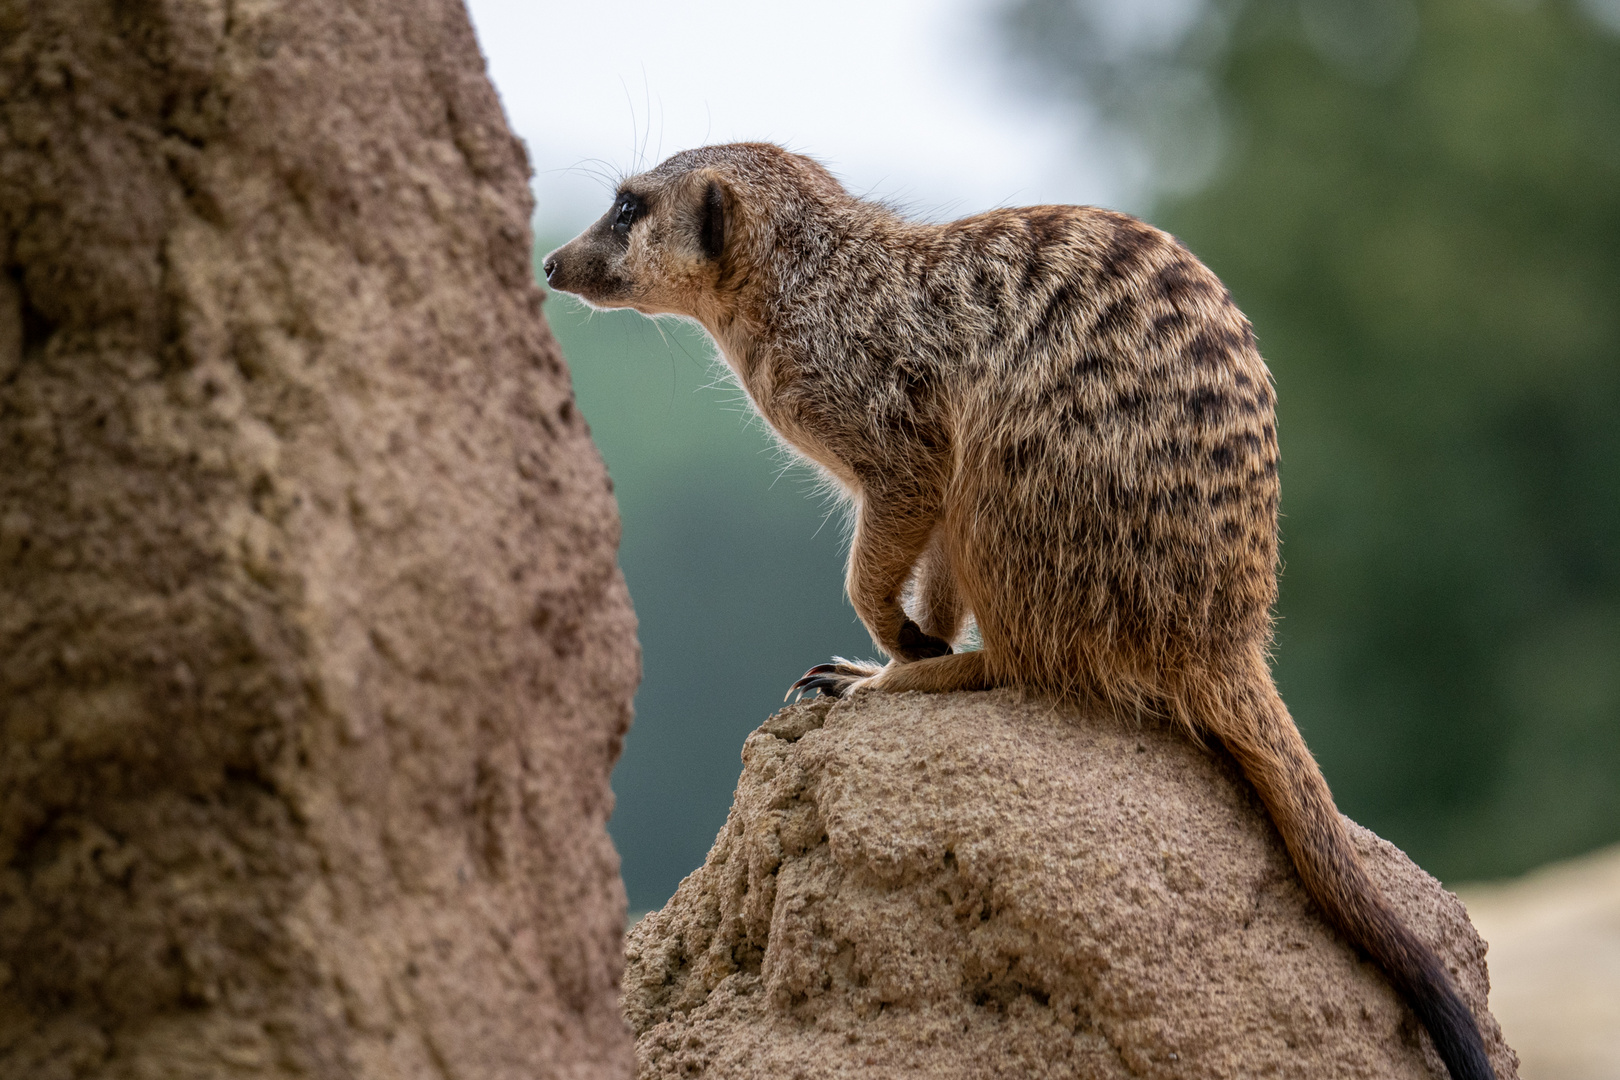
{"left": 707, "top": 319, "right": 757, "bottom": 383}
{"left": 698, "top": 196, "right": 928, "bottom": 418}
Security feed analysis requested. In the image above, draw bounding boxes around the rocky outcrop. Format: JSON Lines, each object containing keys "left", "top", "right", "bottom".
{"left": 625, "top": 691, "right": 1517, "bottom": 1079}
{"left": 0, "top": 2, "right": 636, "bottom": 1076}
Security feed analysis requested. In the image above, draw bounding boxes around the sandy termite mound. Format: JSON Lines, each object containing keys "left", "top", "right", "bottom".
{"left": 624, "top": 692, "right": 1517, "bottom": 1080}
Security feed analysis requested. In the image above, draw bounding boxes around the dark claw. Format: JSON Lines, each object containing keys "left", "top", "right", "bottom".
{"left": 791, "top": 675, "right": 848, "bottom": 701}
{"left": 787, "top": 665, "right": 838, "bottom": 696}
{"left": 786, "top": 670, "right": 827, "bottom": 701}
{"left": 786, "top": 658, "right": 882, "bottom": 701}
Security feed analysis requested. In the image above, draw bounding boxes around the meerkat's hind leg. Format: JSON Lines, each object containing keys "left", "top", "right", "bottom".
{"left": 789, "top": 650, "right": 992, "bottom": 701}
{"left": 787, "top": 659, "right": 882, "bottom": 701}
{"left": 870, "top": 650, "right": 991, "bottom": 693}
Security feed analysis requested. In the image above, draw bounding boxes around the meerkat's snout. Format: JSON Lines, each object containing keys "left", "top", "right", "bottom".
{"left": 540, "top": 230, "right": 630, "bottom": 306}
{"left": 543, "top": 184, "right": 670, "bottom": 309}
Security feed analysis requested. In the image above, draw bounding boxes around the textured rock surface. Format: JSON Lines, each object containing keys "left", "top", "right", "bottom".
{"left": 625, "top": 692, "right": 1517, "bottom": 1079}
{"left": 0, "top": 2, "right": 636, "bottom": 1077}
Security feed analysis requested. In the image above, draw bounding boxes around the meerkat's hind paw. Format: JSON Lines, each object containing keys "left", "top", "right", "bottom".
{"left": 787, "top": 658, "right": 882, "bottom": 701}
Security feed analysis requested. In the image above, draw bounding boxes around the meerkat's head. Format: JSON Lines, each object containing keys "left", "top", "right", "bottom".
{"left": 542, "top": 143, "right": 849, "bottom": 326}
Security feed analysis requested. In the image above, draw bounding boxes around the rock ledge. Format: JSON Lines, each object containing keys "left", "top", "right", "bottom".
{"left": 624, "top": 690, "right": 1517, "bottom": 1079}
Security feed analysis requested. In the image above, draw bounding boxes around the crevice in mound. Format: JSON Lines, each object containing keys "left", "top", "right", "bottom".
{"left": 11, "top": 268, "right": 57, "bottom": 357}
{"left": 966, "top": 970, "right": 1053, "bottom": 1015}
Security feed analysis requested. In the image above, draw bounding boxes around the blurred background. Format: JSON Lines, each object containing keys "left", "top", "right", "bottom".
{"left": 466, "top": 0, "right": 1619, "bottom": 1070}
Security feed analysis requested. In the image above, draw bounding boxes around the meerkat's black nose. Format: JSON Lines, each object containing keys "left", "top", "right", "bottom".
{"left": 542, "top": 256, "right": 558, "bottom": 283}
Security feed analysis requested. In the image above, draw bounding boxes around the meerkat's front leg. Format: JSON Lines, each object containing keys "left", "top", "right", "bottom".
{"left": 912, "top": 528, "right": 968, "bottom": 645}
{"left": 788, "top": 485, "right": 947, "bottom": 699}
{"left": 845, "top": 487, "right": 952, "bottom": 661}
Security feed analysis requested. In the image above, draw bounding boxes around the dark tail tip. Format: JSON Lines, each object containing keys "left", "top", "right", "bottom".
{"left": 1404, "top": 955, "right": 1496, "bottom": 1080}
{"left": 1217, "top": 686, "right": 1497, "bottom": 1080}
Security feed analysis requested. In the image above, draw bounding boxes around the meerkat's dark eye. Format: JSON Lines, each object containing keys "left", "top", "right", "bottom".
{"left": 611, "top": 193, "right": 644, "bottom": 236}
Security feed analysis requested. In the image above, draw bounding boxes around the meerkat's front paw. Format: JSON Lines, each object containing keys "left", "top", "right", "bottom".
{"left": 895, "top": 619, "right": 953, "bottom": 662}
{"left": 787, "top": 659, "right": 883, "bottom": 701}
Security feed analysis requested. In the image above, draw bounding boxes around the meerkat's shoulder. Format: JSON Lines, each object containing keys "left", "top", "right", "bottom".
{"left": 878, "top": 204, "right": 1183, "bottom": 284}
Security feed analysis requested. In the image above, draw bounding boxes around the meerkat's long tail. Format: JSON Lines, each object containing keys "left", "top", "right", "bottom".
{"left": 1217, "top": 681, "right": 1496, "bottom": 1080}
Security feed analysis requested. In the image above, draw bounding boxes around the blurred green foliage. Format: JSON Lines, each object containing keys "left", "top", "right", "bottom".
{"left": 538, "top": 291, "right": 872, "bottom": 910}
{"left": 1002, "top": 0, "right": 1620, "bottom": 879}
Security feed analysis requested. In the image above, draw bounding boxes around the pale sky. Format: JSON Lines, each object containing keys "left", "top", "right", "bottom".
{"left": 463, "top": 0, "right": 1122, "bottom": 236}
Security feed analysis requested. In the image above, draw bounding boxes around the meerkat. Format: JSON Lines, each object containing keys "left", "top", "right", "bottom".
{"left": 543, "top": 143, "right": 1496, "bottom": 1080}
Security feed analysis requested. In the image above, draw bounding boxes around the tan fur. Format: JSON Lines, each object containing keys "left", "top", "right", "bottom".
{"left": 544, "top": 143, "right": 1494, "bottom": 1080}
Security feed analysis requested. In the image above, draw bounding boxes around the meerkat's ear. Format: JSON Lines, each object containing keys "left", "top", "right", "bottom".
{"left": 698, "top": 177, "right": 726, "bottom": 261}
